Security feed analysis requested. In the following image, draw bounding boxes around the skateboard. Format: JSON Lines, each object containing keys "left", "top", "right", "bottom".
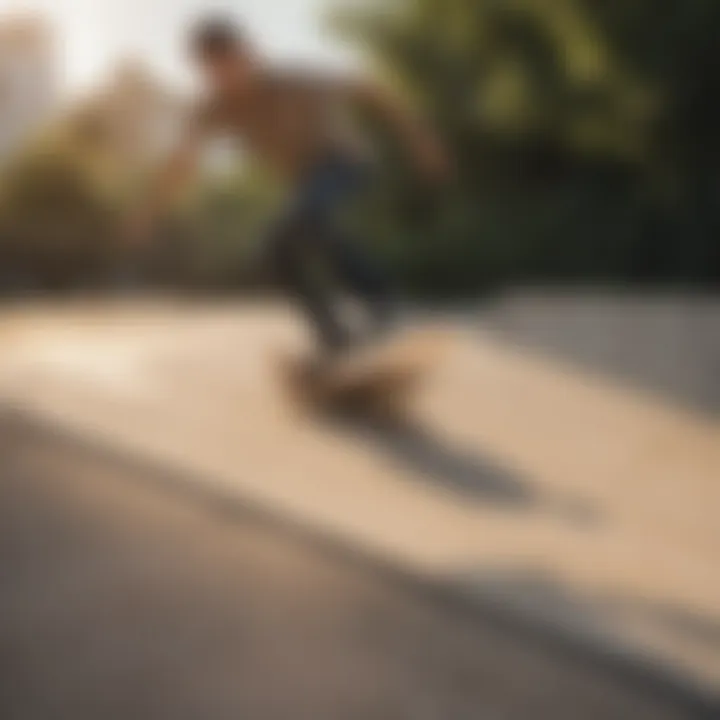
{"left": 277, "top": 327, "right": 451, "bottom": 416}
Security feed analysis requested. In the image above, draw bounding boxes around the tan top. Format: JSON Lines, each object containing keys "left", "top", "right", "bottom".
{"left": 193, "top": 69, "right": 365, "bottom": 179}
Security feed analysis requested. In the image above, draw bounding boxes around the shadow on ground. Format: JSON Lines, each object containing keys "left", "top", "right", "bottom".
{"left": 325, "top": 411, "right": 599, "bottom": 526}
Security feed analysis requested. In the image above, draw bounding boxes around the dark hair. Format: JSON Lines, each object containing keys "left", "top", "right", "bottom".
{"left": 189, "top": 16, "right": 247, "bottom": 58}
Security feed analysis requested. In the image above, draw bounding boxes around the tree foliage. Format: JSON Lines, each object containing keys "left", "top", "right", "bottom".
{"left": 0, "top": 131, "right": 119, "bottom": 291}
{"left": 332, "top": 0, "right": 720, "bottom": 292}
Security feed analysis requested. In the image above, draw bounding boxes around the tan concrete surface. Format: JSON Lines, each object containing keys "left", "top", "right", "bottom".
{"left": 1, "top": 299, "right": 718, "bottom": 693}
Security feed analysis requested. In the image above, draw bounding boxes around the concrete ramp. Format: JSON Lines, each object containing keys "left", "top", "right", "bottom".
{"left": 1, "top": 300, "right": 718, "bottom": 703}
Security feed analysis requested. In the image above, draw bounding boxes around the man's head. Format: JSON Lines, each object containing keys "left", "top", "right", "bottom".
{"left": 189, "top": 16, "right": 256, "bottom": 92}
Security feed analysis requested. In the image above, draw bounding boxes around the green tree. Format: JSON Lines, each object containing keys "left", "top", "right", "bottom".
{"left": 332, "top": 0, "right": 719, "bottom": 292}
{"left": 0, "top": 134, "right": 119, "bottom": 290}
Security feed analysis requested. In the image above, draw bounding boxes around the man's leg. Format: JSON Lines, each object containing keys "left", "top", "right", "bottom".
{"left": 268, "top": 153, "right": 396, "bottom": 353}
{"left": 321, "top": 228, "right": 397, "bottom": 338}
{"left": 270, "top": 220, "right": 350, "bottom": 354}
{"left": 304, "top": 157, "right": 398, "bottom": 340}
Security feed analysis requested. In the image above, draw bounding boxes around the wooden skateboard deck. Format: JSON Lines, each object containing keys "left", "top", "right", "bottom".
{"left": 277, "top": 327, "right": 451, "bottom": 415}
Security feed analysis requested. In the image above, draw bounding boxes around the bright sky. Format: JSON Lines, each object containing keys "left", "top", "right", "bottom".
{"left": 0, "top": 0, "right": 359, "bottom": 95}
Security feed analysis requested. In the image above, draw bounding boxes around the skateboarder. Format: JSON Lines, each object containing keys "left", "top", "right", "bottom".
{"left": 129, "top": 16, "right": 450, "bottom": 358}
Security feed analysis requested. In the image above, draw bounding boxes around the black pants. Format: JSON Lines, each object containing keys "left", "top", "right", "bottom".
{"left": 267, "top": 153, "right": 394, "bottom": 353}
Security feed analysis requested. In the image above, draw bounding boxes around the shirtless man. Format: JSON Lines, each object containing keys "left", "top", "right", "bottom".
{"left": 131, "top": 16, "right": 449, "bottom": 356}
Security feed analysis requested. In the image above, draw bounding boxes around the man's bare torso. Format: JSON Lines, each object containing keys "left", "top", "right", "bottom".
{"left": 195, "top": 70, "right": 363, "bottom": 179}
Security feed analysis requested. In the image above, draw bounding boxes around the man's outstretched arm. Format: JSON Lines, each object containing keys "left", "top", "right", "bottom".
{"left": 351, "top": 80, "right": 452, "bottom": 182}
{"left": 127, "top": 124, "right": 206, "bottom": 245}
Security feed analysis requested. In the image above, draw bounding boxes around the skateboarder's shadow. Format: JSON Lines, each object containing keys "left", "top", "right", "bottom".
{"left": 329, "top": 412, "right": 534, "bottom": 508}
{"left": 328, "top": 412, "right": 598, "bottom": 522}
